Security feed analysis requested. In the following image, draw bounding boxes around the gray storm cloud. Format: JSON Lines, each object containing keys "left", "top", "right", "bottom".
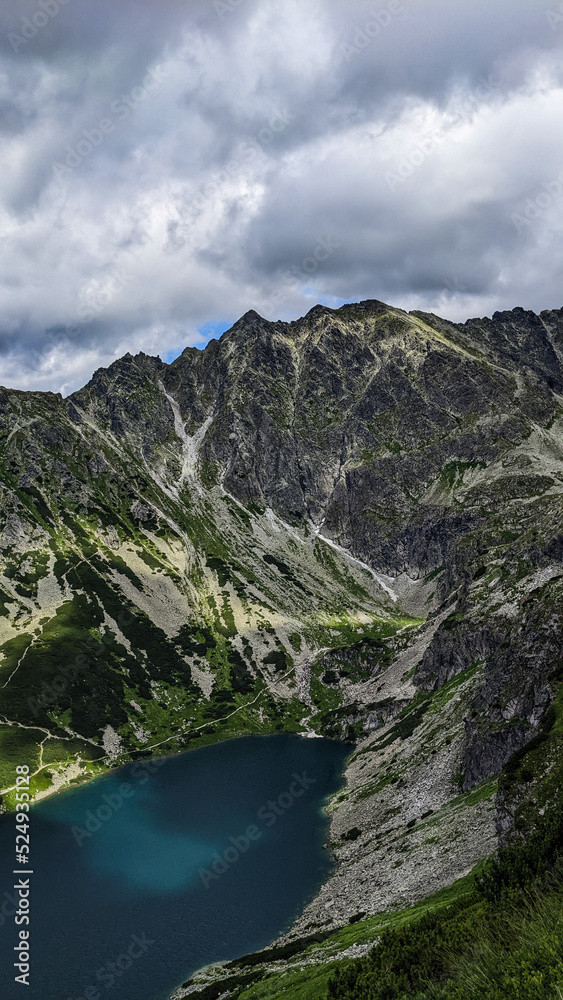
{"left": 0, "top": 0, "right": 562, "bottom": 393}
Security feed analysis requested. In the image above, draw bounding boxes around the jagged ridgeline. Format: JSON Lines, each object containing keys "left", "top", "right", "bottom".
{"left": 0, "top": 300, "right": 562, "bottom": 913}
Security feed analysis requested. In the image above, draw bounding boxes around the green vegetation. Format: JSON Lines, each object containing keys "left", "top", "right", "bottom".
{"left": 262, "top": 649, "right": 289, "bottom": 672}
{"left": 178, "top": 678, "right": 563, "bottom": 1000}
{"left": 326, "top": 882, "right": 563, "bottom": 1000}
{"left": 1, "top": 519, "right": 417, "bottom": 798}
{"left": 262, "top": 553, "right": 310, "bottom": 593}
{"left": 187, "top": 871, "right": 481, "bottom": 1000}
{"left": 200, "top": 458, "right": 221, "bottom": 489}
{"left": 439, "top": 460, "right": 485, "bottom": 491}
{"left": 324, "top": 689, "right": 563, "bottom": 1000}
{"left": 353, "top": 693, "right": 431, "bottom": 757}
{"left": 0, "top": 724, "right": 44, "bottom": 789}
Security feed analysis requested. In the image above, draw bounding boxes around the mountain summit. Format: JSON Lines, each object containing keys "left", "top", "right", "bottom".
{"left": 0, "top": 298, "right": 562, "bottom": 930}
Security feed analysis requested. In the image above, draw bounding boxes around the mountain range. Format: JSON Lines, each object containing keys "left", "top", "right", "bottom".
{"left": 1, "top": 298, "right": 562, "bottom": 994}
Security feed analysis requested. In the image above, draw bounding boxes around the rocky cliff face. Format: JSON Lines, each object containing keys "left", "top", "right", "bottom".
{"left": 0, "top": 298, "right": 562, "bottom": 924}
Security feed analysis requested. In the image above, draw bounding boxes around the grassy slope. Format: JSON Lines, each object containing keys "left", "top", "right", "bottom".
{"left": 0, "top": 462, "right": 419, "bottom": 808}
{"left": 170, "top": 682, "right": 563, "bottom": 1000}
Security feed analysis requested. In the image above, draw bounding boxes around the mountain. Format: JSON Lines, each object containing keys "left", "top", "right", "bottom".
{"left": 1, "top": 298, "right": 562, "bottom": 972}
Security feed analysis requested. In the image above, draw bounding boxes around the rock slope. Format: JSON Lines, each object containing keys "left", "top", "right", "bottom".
{"left": 0, "top": 299, "right": 562, "bottom": 940}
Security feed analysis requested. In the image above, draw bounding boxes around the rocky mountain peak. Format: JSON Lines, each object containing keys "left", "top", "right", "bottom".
{"left": 0, "top": 298, "right": 561, "bottom": 929}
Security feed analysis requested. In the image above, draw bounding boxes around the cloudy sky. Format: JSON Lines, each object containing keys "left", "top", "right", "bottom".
{"left": 1, "top": 0, "right": 563, "bottom": 394}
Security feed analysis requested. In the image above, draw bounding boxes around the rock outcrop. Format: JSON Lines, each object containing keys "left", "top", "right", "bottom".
{"left": 0, "top": 298, "right": 562, "bottom": 929}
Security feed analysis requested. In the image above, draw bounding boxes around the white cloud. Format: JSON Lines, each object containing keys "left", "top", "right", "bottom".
{"left": 0, "top": 0, "right": 562, "bottom": 392}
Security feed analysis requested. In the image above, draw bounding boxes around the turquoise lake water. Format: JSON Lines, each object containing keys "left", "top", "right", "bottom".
{"left": 0, "top": 734, "right": 350, "bottom": 1000}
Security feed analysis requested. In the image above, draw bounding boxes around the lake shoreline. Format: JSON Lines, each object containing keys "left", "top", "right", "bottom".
{"left": 0, "top": 732, "right": 350, "bottom": 1000}
{"left": 0, "top": 720, "right": 347, "bottom": 813}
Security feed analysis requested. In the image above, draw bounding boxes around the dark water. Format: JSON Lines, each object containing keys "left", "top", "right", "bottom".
{"left": 0, "top": 734, "right": 349, "bottom": 1000}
